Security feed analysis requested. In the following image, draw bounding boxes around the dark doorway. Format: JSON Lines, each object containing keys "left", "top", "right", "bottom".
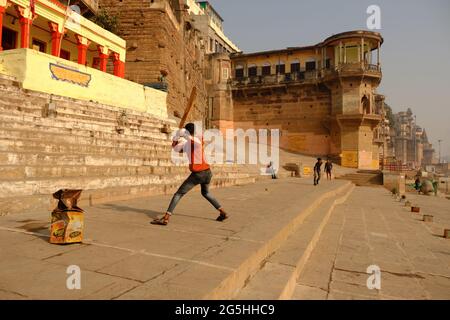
{"left": 2, "top": 27, "right": 17, "bottom": 50}
{"left": 60, "top": 49, "right": 71, "bottom": 61}
{"left": 276, "top": 64, "right": 285, "bottom": 74}
{"left": 248, "top": 66, "right": 257, "bottom": 77}
{"left": 235, "top": 67, "right": 244, "bottom": 78}
{"left": 305, "top": 61, "right": 316, "bottom": 71}
{"left": 261, "top": 64, "right": 271, "bottom": 76}
{"left": 290, "top": 62, "right": 300, "bottom": 73}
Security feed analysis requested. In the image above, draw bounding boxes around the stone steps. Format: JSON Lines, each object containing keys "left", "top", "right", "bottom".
{"left": 0, "top": 169, "right": 254, "bottom": 197}
{"left": 234, "top": 183, "right": 354, "bottom": 299}
{"left": 0, "top": 162, "right": 250, "bottom": 180}
{"left": 0, "top": 74, "right": 258, "bottom": 216}
{"left": 0, "top": 113, "right": 169, "bottom": 143}
{"left": 0, "top": 106, "right": 169, "bottom": 139}
{"left": 0, "top": 127, "right": 172, "bottom": 152}
{"left": 0, "top": 83, "right": 174, "bottom": 126}
{"left": 0, "top": 119, "right": 171, "bottom": 147}
{"left": 197, "top": 180, "right": 354, "bottom": 299}
{"left": 0, "top": 137, "right": 174, "bottom": 159}
{"left": 0, "top": 174, "right": 256, "bottom": 216}
{"left": 336, "top": 171, "right": 383, "bottom": 186}
{"left": 0, "top": 150, "right": 175, "bottom": 167}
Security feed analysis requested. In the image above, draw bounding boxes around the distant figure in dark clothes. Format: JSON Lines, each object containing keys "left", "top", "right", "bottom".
{"left": 268, "top": 161, "right": 277, "bottom": 179}
{"left": 314, "top": 158, "right": 323, "bottom": 186}
{"left": 324, "top": 159, "right": 333, "bottom": 180}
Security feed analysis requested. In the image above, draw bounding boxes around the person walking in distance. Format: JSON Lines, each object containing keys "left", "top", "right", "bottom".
{"left": 151, "top": 123, "right": 229, "bottom": 226}
{"left": 313, "top": 158, "right": 323, "bottom": 186}
{"left": 324, "top": 159, "right": 333, "bottom": 180}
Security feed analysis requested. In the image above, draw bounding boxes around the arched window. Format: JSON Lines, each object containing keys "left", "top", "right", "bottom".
{"left": 290, "top": 59, "right": 300, "bottom": 73}
{"left": 362, "top": 95, "right": 371, "bottom": 114}
{"left": 248, "top": 64, "right": 257, "bottom": 77}
{"left": 276, "top": 61, "right": 285, "bottom": 74}
{"left": 235, "top": 65, "right": 244, "bottom": 78}
{"left": 261, "top": 62, "right": 271, "bottom": 76}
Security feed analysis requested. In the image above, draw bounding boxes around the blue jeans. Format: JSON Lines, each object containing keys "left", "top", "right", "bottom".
{"left": 166, "top": 169, "right": 222, "bottom": 214}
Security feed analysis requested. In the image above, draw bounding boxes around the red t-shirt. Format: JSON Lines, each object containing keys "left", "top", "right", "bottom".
{"left": 172, "top": 137, "right": 210, "bottom": 173}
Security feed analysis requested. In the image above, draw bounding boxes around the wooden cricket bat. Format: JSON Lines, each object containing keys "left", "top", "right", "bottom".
{"left": 179, "top": 87, "right": 197, "bottom": 129}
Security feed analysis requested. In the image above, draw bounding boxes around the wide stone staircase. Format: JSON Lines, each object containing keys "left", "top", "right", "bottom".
{"left": 0, "top": 74, "right": 256, "bottom": 215}
{"left": 336, "top": 169, "right": 383, "bottom": 186}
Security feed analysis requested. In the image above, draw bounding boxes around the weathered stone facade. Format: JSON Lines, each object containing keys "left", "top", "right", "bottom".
{"left": 387, "top": 108, "right": 436, "bottom": 168}
{"left": 94, "top": 3, "right": 389, "bottom": 169}
{"left": 99, "top": 0, "right": 209, "bottom": 122}
{"left": 232, "top": 83, "right": 332, "bottom": 155}
{"left": 228, "top": 31, "right": 384, "bottom": 169}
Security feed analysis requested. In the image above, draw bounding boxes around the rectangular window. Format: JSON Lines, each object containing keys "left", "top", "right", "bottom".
{"left": 32, "top": 39, "right": 46, "bottom": 53}
{"left": 222, "top": 68, "right": 229, "bottom": 80}
{"left": 305, "top": 61, "right": 316, "bottom": 71}
{"left": 1, "top": 28, "right": 17, "bottom": 50}
{"left": 326, "top": 58, "right": 331, "bottom": 69}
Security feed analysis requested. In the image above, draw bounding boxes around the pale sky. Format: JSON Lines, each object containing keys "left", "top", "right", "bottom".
{"left": 207, "top": 0, "right": 450, "bottom": 161}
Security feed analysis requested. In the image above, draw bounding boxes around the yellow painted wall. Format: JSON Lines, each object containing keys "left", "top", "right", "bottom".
{"left": 0, "top": 49, "right": 168, "bottom": 118}
{"left": 341, "top": 151, "right": 358, "bottom": 168}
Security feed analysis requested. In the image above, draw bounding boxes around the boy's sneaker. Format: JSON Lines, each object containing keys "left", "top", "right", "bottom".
{"left": 216, "top": 211, "right": 229, "bottom": 222}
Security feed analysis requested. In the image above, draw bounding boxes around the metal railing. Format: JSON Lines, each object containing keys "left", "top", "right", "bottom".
{"left": 232, "top": 62, "right": 381, "bottom": 87}
{"left": 232, "top": 69, "right": 319, "bottom": 86}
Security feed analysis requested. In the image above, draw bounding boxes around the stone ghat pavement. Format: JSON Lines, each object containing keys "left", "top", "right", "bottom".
{"left": 294, "top": 187, "right": 450, "bottom": 300}
{"left": 0, "top": 177, "right": 352, "bottom": 299}
{"left": 0, "top": 178, "right": 448, "bottom": 300}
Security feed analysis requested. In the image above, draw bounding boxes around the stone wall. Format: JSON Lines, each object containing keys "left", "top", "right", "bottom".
{"left": 232, "top": 83, "right": 332, "bottom": 156}
{"left": 383, "top": 171, "right": 406, "bottom": 195}
{"left": 99, "top": 0, "right": 208, "bottom": 122}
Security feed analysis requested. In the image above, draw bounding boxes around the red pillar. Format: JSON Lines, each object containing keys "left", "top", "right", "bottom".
{"left": 0, "top": 6, "right": 5, "bottom": 51}
{"left": 112, "top": 52, "right": 125, "bottom": 78}
{"left": 19, "top": 17, "right": 32, "bottom": 49}
{"left": 75, "top": 34, "right": 90, "bottom": 66}
{"left": 48, "top": 22, "right": 64, "bottom": 57}
{"left": 97, "top": 45, "right": 109, "bottom": 72}
{"left": 16, "top": 6, "right": 36, "bottom": 49}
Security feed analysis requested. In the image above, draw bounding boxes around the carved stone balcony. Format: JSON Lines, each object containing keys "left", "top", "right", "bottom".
{"left": 323, "top": 62, "right": 382, "bottom": 83}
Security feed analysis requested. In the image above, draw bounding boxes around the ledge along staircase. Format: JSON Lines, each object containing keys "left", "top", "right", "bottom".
{"left": 124, "top": 179, "right": 354, "bottom": 300}
{"left": 0, "top": 74, "right": 257, "bottom": 215}
{"left": 336, "top": 169, "right": 383, "bottom": 186}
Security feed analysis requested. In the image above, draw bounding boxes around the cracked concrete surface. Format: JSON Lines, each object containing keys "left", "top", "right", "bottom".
{"left": 0, "top": 178, "right": 350, "bottom": 300}
{"left": 1, "top": 180, "right": 448, "bottom": 300}
{"left": 294, "top": 186, "right": 450, "bottom": 300}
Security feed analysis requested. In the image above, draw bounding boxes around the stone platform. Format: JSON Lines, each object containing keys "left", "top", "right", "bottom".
{"left": 0, "top": 177, "right": 352, "bottom": 299}
{"left": 1, "top": 178, "right": 448, "bottom": 300}
{"left": 294, "top": 187, "right": 450, "bottom": 300}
